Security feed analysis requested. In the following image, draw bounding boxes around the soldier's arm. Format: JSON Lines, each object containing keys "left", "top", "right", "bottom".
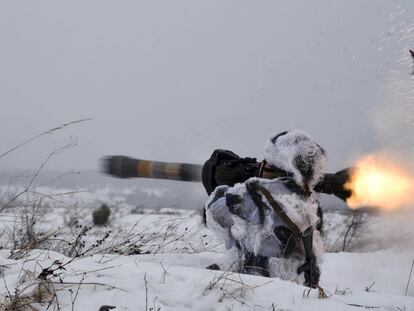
{"left": 205, "top": 186, "right": 234, "bottom": 230}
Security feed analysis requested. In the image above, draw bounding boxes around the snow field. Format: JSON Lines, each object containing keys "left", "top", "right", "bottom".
{"left": 0, "top": 206, "right": 413, "bottom": 310}
{"left": 1, "top": 248, "right": 413, "bottom": 310}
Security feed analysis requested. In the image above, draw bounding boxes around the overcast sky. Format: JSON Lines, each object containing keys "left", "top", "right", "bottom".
{"left": 0, "top": 1, "right": 413, "bottom": 172}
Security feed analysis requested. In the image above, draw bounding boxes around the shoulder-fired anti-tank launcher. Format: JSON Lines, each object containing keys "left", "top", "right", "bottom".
{"left": 103, "top": 149, "right": 353, "bottom": 202}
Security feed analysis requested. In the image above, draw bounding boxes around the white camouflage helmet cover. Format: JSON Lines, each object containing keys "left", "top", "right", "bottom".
{"left": 264, "top": 130, "right": 327, "bottom": 189}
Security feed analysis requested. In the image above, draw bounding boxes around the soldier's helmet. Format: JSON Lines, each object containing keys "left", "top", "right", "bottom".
{"left": 264, "top": 130, "right": 327, "bottom": 191}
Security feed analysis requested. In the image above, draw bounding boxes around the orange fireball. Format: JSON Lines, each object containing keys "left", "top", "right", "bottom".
{"left": 345, "top": 155, "right": 414, "bottom": 211}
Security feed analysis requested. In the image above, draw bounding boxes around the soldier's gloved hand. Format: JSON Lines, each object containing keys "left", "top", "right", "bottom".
{"left": 297, "top": 259, "right": 320, "bottom": 288}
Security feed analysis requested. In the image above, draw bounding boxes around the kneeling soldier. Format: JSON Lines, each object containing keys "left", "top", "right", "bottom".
{"left": 205, "top": 130, "right": 325, "bottom": 288}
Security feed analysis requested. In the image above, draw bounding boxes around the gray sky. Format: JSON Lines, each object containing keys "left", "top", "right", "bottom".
{"left": 0, "top": 1, "right": 413, "bottom": 172}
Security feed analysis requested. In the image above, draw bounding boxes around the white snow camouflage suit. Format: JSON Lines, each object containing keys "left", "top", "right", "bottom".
{"left": 205, "top": 130, "right": 326, "bottom": 285}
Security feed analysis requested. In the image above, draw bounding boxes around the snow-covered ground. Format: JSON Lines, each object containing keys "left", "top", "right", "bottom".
{"left": 0, "top": 186, "right": 414, "bottom": 310}
{"left": 1, "top": 248, "right": 413, "bottom": 311}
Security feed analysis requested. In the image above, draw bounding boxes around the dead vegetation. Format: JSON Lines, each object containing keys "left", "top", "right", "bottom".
{"left": 324, "top": 209, "right": 369, "bottom": 252}
{"left": 1, "top": 266, "right": 59, "bottom": 311}
{"left": 204, "top": 267, "right": 273, "bottom": 305}
{"left": 341, "top": 210, "right": 368, "bottom": 252}
{"left": 0, "top": 118, "right": 91, "bottom": 213}
{"left": 0, "top": 194, "right": 207, "bottom": 310}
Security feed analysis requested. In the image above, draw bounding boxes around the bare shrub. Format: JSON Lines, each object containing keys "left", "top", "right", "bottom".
{"left": 93, "top": 204, "right": 111, "bottom": 226}
{"left": 342, "top": 210, "right": 368, "bottom": 251}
